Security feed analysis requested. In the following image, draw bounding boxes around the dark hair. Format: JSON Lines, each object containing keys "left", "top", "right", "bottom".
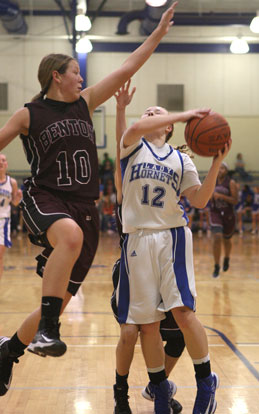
{"left": 165, "top": 124, "right": 174, "bottom": 142}
{"left": 31, "top": 53, "right": 74, "bottom": 101}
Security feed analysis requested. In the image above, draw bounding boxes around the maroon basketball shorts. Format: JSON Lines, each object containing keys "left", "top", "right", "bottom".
{"left": 21, "top": 185, "right": 99, "bottom": 295}
{"left": 209, "top": 208, "right": 236, "bottom": 239}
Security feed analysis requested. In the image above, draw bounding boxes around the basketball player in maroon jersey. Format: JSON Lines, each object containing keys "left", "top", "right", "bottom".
{"left": 0, "top": 3, "right": 179, "bottom": 397}
{"left": 209, "top": 162, "right": 238, "bottom": 278}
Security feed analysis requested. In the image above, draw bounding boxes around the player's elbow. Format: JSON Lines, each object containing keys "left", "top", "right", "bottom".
{"left": 123, "top": 124, "right": 142, "bottom": 146}
{"left": 192, "top": 198, "right": 207, "bottom": 209}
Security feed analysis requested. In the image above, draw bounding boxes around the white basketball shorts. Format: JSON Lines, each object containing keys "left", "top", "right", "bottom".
{"left": 116, "top": 226, "right": 197, "bottom": 324}
{"left": 0, "top": 218, "right": 12, "bottom": 248}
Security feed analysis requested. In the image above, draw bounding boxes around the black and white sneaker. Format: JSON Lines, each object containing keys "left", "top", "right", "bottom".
{"left": 27, "top": 317, "right": 66, "bottom": 358}
{"left": 0, "top": 336, "right": 24, "bottom": 396}
{"left": 114, "top": 384, "right": 132, "bottom": 414}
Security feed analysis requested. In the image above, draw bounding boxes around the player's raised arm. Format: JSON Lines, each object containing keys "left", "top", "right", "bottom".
{"left": 114, "top": 80, "right": 136, "bottom": 204}
{"left": 122, "top": 108, "right": 210, "bottom": 148}
{"left": 82, "top": 2, "right": 178, "bottom": 116}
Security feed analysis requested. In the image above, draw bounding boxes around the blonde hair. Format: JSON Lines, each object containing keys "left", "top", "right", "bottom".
{"left": 31, "top": 53, "right": 74, "bottom": 101}
{"left": 174, "top": 144, "right": 194, "bottom": 158}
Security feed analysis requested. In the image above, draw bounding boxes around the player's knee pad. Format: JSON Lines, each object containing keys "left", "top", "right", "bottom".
{"left": 164, "top": 335, "right": 185, "bottom": 358}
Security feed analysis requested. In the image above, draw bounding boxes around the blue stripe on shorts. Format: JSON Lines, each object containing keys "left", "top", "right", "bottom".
{"left": 171, "top": 227, "right": 195, "bottom": 310}
{"left": 118, "top": 235, "right": 130, "bottom": 324}
{"left": 4, "top": 218, "right": 12, "bottom": 248}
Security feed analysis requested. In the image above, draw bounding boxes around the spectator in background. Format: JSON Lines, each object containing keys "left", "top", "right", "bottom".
{"left": 101, "top": 152, "right": 114, "bottom": 171}
{"left": 237, "top": 184, "right": 255, "bottom": 235}
{"left": 234, "top": 153, "right": 253, "bottom": 182}
{"left": 197, "top": 203, "right": 211, "bottom": 238}
{"left": 100, "top": 159, "right": 115, "bottom": 187}
{"left": 100, "top": 179, "right": 117, "bottom": 234}
{"left": 0, "top": 153, "right": 22, "bottom": 280}
{"left": 251, "top": 186, "right": 259, "bottom": 235}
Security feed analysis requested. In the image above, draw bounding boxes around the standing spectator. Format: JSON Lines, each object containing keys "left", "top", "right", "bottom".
{"left": 234, "top": 153, "right": 252, "bottom": 182}
{"left": 209, "top": 162, "right": 238, "bottom": 277}
{"left": 0, "top": 154, "right": 22, "bottom": 280}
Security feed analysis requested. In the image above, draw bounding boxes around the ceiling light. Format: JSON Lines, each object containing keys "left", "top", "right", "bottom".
{"left": 75, "top": 14, "right": 91, "bottom": 31}
{"left": 76, "top": 37, "right": 93, "bottom": 53}
{"left": 145, "top": 0, "right": 167, "bottom": 6}
{"left": 230, "top": 37, "right": 249, "bottom": 54}
{"left": 250, "top": 11, "right": 259, "bottom": 33}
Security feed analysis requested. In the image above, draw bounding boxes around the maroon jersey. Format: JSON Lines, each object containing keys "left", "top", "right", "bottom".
{"left": 20, "top": 97, "right": 99, "bottom": 201}
{"left": 210, "top": 175, "right": 234, "bottom": 212}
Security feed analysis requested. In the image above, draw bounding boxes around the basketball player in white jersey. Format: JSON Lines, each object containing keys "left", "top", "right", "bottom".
{"left": 116, "top": 103, "right": 231, "bottom": 414}
{"left": 0, "top": 154, "right": 22, "bottom": 279}
{"left": 112, "top": 81, "right": 183, "bottom": 414}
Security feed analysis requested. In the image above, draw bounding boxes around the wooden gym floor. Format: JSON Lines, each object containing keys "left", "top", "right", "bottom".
{"left": 0, "top": 231, "right": 258, "bottom": 414}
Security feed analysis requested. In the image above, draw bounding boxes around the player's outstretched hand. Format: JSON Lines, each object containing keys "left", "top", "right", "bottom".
{"left": 157, "top": 2, "right": 178, "bottom": 35}
{"left": 179, "top": 108, "right": 211, "bottom": 123}
{"left": 114, "top": 79, "right": 136, "bottom": 110}
{"left": 213, "top": 139, "right": 232, "bottom": 164}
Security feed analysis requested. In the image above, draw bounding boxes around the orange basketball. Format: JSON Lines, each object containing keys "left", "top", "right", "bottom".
{"left": 184, "top": 112, "right": 231, "bottom": 157}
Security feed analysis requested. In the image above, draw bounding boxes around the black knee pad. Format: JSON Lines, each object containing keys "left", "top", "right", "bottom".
{"left": 164, "top": 335, "right": 185, "bottom": 358}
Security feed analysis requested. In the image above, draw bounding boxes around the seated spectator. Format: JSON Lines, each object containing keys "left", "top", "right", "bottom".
{"left": 237, "top": 184, "right": 254, "bottom": 235}
{"left": 251, "top": 186, "right": 259, "bottom": 235}
{"left": 101, "top": 152, "right": 114, "bottom": 172}
{"left": 100, "top": 159, "right": 114, "bottom": 187}
{"left": 100, "top": 180, "right": 117, "bottom": 234}
{"left": 234, "top": 153, "right": 253, "bottom": 182}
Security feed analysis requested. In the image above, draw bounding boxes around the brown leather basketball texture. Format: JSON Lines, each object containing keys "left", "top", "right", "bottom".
{"left": 184, "top": 112, "right": 231, "bottom": 157}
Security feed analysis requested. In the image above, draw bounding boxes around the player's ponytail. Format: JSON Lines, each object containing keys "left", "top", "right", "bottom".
{"left": 174, "top": 144, "right": 194, "bottom": 158}
{"left": 31, "top": 53, "right": 73, "bottom": 102}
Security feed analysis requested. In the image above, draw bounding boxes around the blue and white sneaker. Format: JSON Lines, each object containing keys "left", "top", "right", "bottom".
{"left": 142, "top": 380, "right": 182, "bottom": 413}
{"left": 151, "top": 379, "right": 173, "bottom": 414}
{"left": 142, "top": 379, "right": 177, "bottom": 401}
{"left": 193, "top": 372, "right": 219, "bottom": 414}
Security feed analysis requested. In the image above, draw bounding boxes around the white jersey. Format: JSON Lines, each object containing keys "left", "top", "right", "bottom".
{"left": 0, "top": 175, "right": 13, "bottom": 218}
{"left": 120, "top": 138, "right": 201, "bottom": 233}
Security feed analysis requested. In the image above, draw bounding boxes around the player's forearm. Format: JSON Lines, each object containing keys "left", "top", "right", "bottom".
{"left": 191, "top": 161, "right": 222, "bottom": 208}
{"left": 116, "top": 106, "right": 127, "bottom": 145}
{"left": 123, "top": 113, "right": 181, "bottom": 146}
{"left": 121, "top": 22, "right": 170, "bottom": 77}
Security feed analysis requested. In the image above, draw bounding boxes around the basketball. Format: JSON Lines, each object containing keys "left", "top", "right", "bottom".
{"left": 184, "top": 111, "right": 231, "bottom": 157}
